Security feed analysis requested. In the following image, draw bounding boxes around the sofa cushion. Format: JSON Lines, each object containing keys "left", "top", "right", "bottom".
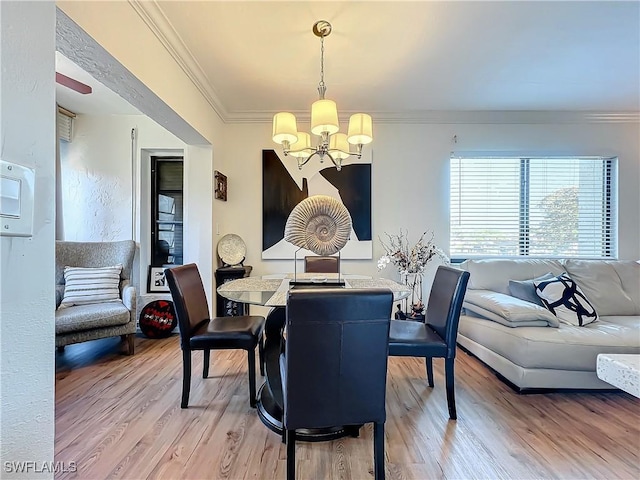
{"left": 508, "top": 272, "right": 555, "bottom": 306}
{"left": 59, "top": 265, "right": 122, "bottom": 308}
{"left": 458, "top": 315, "right": 640, "bottom": 371}
{"left": 535, "top": 273, "right": 598, "bottom": 326}
{"left": 55, "top": 302, "right": 131, "bottom": 334}
{"left": 464, "top": 290, "right": 559, "bottom": 327}
{"left": 563, "top": 260, "right": 640, "bottom": 316}
{"left": 460, "top": 259, "right": 564, "bottom": 295}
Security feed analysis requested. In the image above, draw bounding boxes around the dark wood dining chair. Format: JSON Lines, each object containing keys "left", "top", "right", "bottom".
{"left": 281, "top": 288, "right": 393, "bottom": 480}
{"left": 303, "top": 255, "right": 340, "bottom": 273}
{"left": 388, "top": 265, "right": 470, "bottom": 419}
{"left": 165, "top": 263, "right": 265, "bottom": 408}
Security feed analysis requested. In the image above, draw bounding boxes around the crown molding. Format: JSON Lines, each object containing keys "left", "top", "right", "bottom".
{"left": 128, "top": 0, "right": 228, "bottom": 120}
{"left": 225, "top": 110, "right": 640, "bottom": 125}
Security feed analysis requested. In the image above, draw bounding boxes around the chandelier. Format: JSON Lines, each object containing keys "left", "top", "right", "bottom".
{"left": 272, "top": 20, "right": 373, "bottom": 171}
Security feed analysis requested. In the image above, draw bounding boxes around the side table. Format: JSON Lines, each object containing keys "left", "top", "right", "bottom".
{"left": 596, "top": 354, "right": 640, "bottom": 398}
{"left": 215, "top": 266, "right": 252, "bottom": 317}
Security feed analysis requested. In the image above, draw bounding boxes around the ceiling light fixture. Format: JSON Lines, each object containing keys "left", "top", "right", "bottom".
{"left": 272, "top": 20, "right": 373, "bottom": 171}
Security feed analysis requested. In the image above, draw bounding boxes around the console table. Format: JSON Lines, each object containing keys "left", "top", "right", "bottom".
{"left": 596, "top": 354, "right": 640, "bottom": 398}
{"left": 214, "top": 266, "right": 252, "bottom": 317}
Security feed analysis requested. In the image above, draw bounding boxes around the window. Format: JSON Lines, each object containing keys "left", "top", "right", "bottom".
{"left": 151, "top": 156, "right": 184, "bottom": 266}
{"left": 450, "top": 156, "right": 617, "bottom": 259}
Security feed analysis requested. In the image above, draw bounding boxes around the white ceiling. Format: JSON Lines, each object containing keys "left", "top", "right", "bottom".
{"left": 56, "top": 1, "right": 640, "bottom": 120}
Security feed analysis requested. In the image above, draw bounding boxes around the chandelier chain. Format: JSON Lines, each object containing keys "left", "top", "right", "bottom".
{"left": 319, "top": 35, "right": 326, "bottom": 97}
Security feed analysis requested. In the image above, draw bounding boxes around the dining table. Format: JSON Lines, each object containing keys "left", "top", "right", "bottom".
{"left": 217, "top": 273, "right": 411, "bottom": 441}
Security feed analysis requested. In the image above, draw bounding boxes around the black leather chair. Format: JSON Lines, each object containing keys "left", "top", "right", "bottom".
{"left": 303, "top": 255, "right": 340, "bottom": 273}
{"left": 165, "top": 263, "right": 265, "bottom": 409}
{"left": 388, "top": 265, "right": 470, "bottom": 420}
{"left": 281, "top": 288, "right": 393, "bottom": 480}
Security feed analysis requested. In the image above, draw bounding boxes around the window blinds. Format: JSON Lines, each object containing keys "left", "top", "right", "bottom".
{"left": 450, "top": 156, "right": 617, "bottom": 259}
{"left": 57, "top": 106, "right": 75, "bottom": 142}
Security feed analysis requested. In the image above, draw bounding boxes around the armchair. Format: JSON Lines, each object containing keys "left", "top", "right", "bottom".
{"left": 55, "top": 240, "right": 136, "bottom": 355}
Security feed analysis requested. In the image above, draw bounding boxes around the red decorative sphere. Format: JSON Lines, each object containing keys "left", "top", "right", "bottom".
{"left": 139, "top": 300, "right": 177, "bottom": 338}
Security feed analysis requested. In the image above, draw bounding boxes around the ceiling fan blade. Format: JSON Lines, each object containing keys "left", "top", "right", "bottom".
{"left": 56, "top": 72, "right": 92, "bottom": 95}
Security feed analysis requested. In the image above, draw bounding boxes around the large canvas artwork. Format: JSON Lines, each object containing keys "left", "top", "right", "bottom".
{"left": 262, "top": 149, "right": 372, "bottom": 259}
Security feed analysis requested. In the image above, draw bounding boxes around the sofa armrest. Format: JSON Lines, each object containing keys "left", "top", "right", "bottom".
{"left": 121, "top": 281, "right": 137, "bottom": 323}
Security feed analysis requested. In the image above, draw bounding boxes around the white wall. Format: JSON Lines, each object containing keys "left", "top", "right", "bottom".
{"left": 60, "top": 115, "right": 215, "bottom": 305}
{"left": 217, "top": 120, "right": 640, "bottom": 295}
{"left": 0, "top": 1, "right": 56, "bottom": 478}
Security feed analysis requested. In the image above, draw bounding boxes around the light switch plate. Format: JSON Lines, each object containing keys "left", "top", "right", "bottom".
{"left": 0, "top": 160, "right": 35, "bottom": 237}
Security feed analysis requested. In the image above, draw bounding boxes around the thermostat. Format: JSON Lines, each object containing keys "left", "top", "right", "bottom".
{"left": 0, "top": 160, "right": 35, "bottom": 237}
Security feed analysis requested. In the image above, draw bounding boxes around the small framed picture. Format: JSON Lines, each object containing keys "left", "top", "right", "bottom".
{"left": 148, "top": 266, "right": 170, "bottom": 293}
{"left": 214, "top": 170, "right": 227, "bottom": 201}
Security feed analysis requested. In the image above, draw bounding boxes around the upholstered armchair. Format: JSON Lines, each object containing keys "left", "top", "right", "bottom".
{"left": 55, "top": 240, "right": 136, "bottom": 355}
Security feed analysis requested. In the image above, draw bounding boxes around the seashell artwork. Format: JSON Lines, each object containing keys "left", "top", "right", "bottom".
{"left": 284, "top": 195, "right": 352, "bottom": 255}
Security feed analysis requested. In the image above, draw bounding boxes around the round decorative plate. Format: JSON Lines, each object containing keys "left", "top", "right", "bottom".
{"left": 217, "top": 234, "right": 246, "bottom": 265}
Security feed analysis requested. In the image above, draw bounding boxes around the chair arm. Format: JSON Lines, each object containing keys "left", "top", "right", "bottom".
{"left": 121, "top": 281, "right": 137, "bottom": 323}
{"left": 55, "top": 285, "right": 65, "bottom": 309}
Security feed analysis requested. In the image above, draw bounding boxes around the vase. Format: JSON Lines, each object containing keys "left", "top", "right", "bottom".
{"left": 399, "top": 272, "right": 424, "bottom": 320}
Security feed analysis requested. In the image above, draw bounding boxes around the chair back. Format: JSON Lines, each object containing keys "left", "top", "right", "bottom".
{"left": 165, "top": 263, "right": 210, "bottom": 349}
{"left": 55, "top": 240, "right": 135, "bottom": 286}
{"left": 304, "top": 255, "right": 340, "bottom": 273}
{"left": 282, "top": 288, "right": 393, "bottom": 430}
{"left": 425, "top": 266, "right": 470, "bottom": 357}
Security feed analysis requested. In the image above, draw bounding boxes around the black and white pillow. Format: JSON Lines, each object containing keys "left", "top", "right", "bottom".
{"left": 534, "top": 273, "right": 598, "bottom": 326}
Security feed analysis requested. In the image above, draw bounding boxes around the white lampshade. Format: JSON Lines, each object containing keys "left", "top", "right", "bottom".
{"left": 311, "top": 99, "right": 339, "bottom": 136}
{"left": 272, "top": 112, "right": 298, "bottom": 145}
{"left": 289, "top": 132, "right": 312, "bottom": 158}
{"left": 329, "top": 133, "right": 350, "bottom": 159}
{"left": 347, "top": 113, "right": 373, "bottom": 145}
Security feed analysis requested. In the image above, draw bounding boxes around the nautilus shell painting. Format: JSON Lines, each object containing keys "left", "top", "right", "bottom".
{"left": 284, "top": 195, "right": 353, "bottom": 255}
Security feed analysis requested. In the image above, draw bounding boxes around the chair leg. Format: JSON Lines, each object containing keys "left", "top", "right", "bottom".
{"left": 374, "top": 422, "right": 385, "bottom": 480}
{"left": 445, "top": 357, "right": 457, "bottom": 420}
{"left": 258, "top": 334, "right": 265, "bottom": 377}
{"left": 247, "top": 348, "right": 257, "bottom": 408}
{"left": 425, "top": 357, "right": 434, "bottom": 387}
{"left": 181, "top": 350, "right": 192, "bottom": 409}
{"left": 286, "top": 429, "right": 296, "bottom": 480}
{"left": 203, "top": 349, "right": 210, "bottom": 378}
{"left": 126, "top": 334, "right": 135, "bottom": 355}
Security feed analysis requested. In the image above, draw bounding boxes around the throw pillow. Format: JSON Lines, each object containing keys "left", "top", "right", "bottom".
{"left": 508, "top": 273, "right": 555, "bottom": 306}
{"left": 59, "top": 265, "right": 123, "bottom": 308}
{"left": 534, "top": 273, "right": 598, "bottom": 326}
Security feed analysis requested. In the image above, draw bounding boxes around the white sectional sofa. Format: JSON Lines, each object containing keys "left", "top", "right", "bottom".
{"left": 456, "top": 258, "right": 640, "bottom": 391}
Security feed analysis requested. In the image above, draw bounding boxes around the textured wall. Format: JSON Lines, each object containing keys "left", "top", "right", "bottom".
{"left": 60, "top": 115, "right": 215, "bottom": 306}
{"left": 0, "top": 1, "right": 56, "bottom": 478}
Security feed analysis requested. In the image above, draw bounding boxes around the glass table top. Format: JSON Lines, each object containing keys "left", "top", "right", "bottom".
{"left": 217, "top": 274, "right": 411, "bottom": 307}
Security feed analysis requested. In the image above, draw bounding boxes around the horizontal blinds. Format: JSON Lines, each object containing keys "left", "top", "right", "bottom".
{"left": 57, "top": 106, "right": 75, "bottom": 142}
{"left": 450, "top": 157, "right": 617, "bottom": 259}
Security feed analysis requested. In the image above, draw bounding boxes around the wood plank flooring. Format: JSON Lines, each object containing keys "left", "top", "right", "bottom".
{"left": 55, "top": 334, "right": 640, "bottom": 479}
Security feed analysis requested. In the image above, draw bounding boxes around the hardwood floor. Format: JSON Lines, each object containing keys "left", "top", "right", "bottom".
{"left": 55, "top": 334, "right": 640, "bottom": 480}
